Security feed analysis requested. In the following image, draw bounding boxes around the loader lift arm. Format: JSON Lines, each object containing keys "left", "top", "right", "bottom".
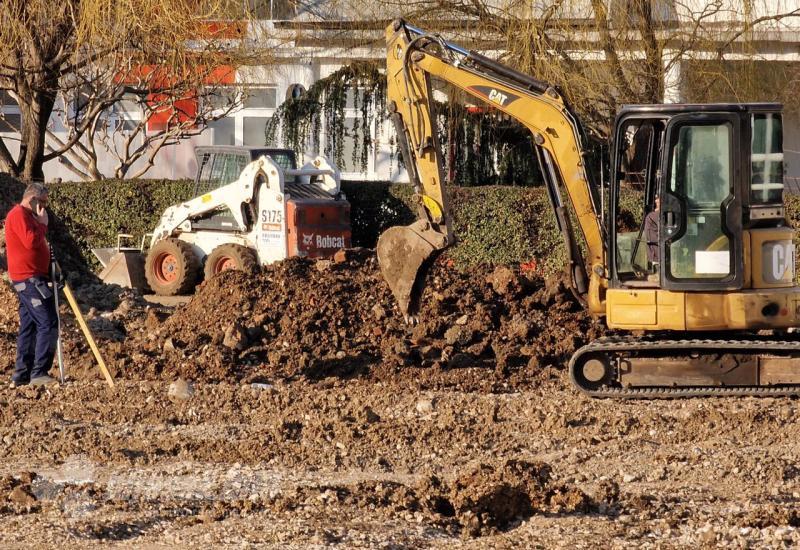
{"left": 379, "top": 19, "right": 607, "bottom": 318}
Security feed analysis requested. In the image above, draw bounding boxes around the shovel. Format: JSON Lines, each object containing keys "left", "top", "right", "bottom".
{"left": 50, "top": 252, "right": 115, "bottom": 389}
{"left": 50, "top": 253, "right": 65, "bottom": 383}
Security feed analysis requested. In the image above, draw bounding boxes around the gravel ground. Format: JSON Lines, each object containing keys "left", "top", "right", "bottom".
{"left": 0, "top": 255, "right": 797, "bottom": 547}
{"left": 0, "top": 375, "right": 798, "bottom": 547}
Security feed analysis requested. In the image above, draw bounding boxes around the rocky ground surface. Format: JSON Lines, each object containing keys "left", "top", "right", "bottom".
{"left": 0, "top": 253, "right": 797, "bottom": 547}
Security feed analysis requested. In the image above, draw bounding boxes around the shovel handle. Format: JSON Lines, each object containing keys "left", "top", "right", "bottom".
{"left": 62, "top": 284, "right": 115, "bottom": 389}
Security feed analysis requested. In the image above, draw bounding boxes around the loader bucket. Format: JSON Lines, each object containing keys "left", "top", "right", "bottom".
{"left": 377, "top": 224, "right": 441, "bottom": 317}
{"left": 92, "top": 248, "right": 147, "bottom": 290}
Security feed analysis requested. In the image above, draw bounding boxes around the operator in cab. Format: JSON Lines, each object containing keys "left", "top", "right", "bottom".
{"left": 644, "top": 195, "right": 660, "bottom": 282}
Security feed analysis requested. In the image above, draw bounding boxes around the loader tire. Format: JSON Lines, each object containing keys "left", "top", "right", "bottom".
{"left": 145, "top": 238, "right": 201, "bottom": 296}
{"left": 204, "top": 244, "right": 258, "bottom": 280}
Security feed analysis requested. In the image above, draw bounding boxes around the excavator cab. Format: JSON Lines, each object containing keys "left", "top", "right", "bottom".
{"left": 611, "top": 106, "right": 787, "bottom": 292}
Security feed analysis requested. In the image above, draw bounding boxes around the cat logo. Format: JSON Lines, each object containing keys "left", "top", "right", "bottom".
{"left": 488, "top": 89, "right": 508, "bottom": 106}
{"left": 302, "top": 234, "right": 314, "bottom": 246}
{"left": 770, "top": 241, "right": 794, "bottom": 281}
{"left": 467, "top": 85, "right": 520, "bottom": 108}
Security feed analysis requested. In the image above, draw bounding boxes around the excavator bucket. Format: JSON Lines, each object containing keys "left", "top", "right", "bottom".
{"left": 92, "top": 247, "right": 147, "bottom": 290}
{"left": 377, "top": 223, "right": 441, "bottom": 317}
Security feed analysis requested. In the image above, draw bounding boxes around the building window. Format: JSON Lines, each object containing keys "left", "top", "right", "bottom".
{"left": 340, "top": 117, "right": 362, "bottom": 173}
{"left": 247, "top": 0, "right": 298, "bottom": 20}
{"left": 243, "top": 86, "right": 277, "bottom": 109}
{"left": 243, "top": 116, "right": 271, "bottom": 146}
{"left": 345, "top": 88, "right": 366, "bottom": 110}
{"left": 0, "top": 91, "right": 18, "bottom": 107}
{"left": 0, "top": 90, "right": 21, "bottom": 133}
{"left": 0, "top": 114, "right": 21, "bottom": 133}
{"left": 112, "top": 93, "right": 144, "bottom": 132}
{"left": 201, "top": 80, "right": 280, "bottom": 148}
{"left": 204, "top": 86, "right": 239, "bottom": 113}
{"left": 209, "top": 117, "right": 235, "bottom": 145}
{"left": 327, "top": 86, "right": 374, "bottom": 175}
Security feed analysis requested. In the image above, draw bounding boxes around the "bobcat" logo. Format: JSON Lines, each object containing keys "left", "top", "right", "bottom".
{"left": 302, "top": 234, "right": 314, "bottom": 246}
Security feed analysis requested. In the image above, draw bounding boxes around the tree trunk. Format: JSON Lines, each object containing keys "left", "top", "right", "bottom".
{"left": 635, "top": 1, "right": 664, "bottom": 104}
{"left": 17, "top": 84, "right": 56, "bottom": 182}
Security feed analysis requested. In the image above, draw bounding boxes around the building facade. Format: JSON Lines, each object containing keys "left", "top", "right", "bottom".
{"left": 1, "top": 3, "right": 799, "bottom": 186}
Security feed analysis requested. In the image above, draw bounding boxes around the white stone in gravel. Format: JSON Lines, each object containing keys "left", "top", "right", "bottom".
{"left": 775, "top": 527, "right": 792, "bottom": 539}
{"left": 163, "top": 337, "right": 176, "bottom": 352}
{"left": 416, "top": 398, "right": 435, "bottom": 414}
{"left": 698, "top": 524, "right": 716, "bottom": 543}
{"left": 622, "top": 473, "right": 639, "bottom": 483}
{"left": 168, "top": 378, "right": 194, "bottom": 401}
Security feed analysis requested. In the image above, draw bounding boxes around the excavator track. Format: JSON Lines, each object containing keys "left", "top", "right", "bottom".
{"left": 569, "top": 336, "right": 800, "bottom": 399}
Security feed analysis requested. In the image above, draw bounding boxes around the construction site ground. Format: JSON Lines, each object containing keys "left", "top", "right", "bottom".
{"left": 0, "top": 254, "right": 797, "bottom": 548}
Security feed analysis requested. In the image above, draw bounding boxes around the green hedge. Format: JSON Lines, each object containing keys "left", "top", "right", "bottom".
{"left": 45, "top": 178, "right": 569, "bottom": 274}
{"left": 48, "top": 179, "right": 195, "bottom": 269}
{"left": 342, "top": 181, "right": 566, "bottom": 272}
{"left": 13, "top": 177, "right": 800, "bottom": 279}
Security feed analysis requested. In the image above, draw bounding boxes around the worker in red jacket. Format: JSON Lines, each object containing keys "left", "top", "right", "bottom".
{"left": 5, "top": 183, "right": 58, "bottom": 386}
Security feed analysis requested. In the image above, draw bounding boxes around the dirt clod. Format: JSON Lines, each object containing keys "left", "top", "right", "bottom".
{"left": 223, "top": 322, "right": 248, "bottom": 350}
{"left": 8, "top": 485, "right": 36, "bottom": 507}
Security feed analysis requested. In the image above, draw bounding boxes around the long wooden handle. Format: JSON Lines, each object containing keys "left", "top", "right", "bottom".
{"left": 62, "top": 284, "right": 115, "bottom": 388}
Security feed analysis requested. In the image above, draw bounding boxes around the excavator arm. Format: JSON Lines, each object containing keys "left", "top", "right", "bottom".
{"left": 379, "top": 19, "right": 607, "bottom": 317}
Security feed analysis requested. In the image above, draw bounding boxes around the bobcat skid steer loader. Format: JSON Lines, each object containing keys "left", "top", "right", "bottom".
{"left": 93, "top": 146, "right": 351, "bottom": 295}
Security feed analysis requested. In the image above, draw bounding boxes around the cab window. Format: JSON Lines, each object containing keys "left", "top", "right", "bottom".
{"left": 666, "top": 122, "right": 732, "bottom": 279}
{"left": 751, "top": 113, "right": 783, "bottom": 205}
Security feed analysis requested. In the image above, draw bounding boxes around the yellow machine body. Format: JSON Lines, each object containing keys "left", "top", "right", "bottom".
{"left": 608, "top": 227, "right": 798, "bottom": 330}
{"left": 378, "top": 19, "right": 800, "bottom": 397}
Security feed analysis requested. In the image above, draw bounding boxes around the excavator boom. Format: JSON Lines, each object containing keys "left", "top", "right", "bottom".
{"left": 379, "top": 21, "right": 800, "bottom": 399}
{"left": 379, "top": 19, "right": 606, "bottom": 318}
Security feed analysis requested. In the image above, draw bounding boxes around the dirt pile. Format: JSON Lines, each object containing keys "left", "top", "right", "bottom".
{"left": 427, "top": 459, "right": 591, "bottom": 537}
{"left": 111, "top": 251, "right": 605, "bottom": 386}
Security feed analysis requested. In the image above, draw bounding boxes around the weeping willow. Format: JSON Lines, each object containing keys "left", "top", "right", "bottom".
{"left": 435, "top": 101, "right": 543, "bottom": 186}
{"left": 266, "top": 61, "right": 544, "bottom": 184}
{"left": 265, "top": 61, "right": 385, "bottom": 172}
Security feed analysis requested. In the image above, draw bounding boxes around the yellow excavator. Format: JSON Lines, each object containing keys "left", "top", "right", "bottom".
{"left": 378, "top": 19, "right": 800, "bottom": 397}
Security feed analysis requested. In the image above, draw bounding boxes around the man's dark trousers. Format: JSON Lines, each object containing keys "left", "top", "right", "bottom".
{"left": 12, "top": 277, "right": 58, "bottom": 384}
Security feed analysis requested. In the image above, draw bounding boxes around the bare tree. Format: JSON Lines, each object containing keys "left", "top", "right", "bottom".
{"left": 0, "top": 0, "right": 268, "bottom": 181}
{"left": 46, "top": 62, "right": 245, "bottom": 180}
{"left": 367, "top": 0, "right": 800, "bottom": 139}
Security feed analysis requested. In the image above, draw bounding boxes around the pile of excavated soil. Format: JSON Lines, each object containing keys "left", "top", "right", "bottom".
{"left": 100, "top": 251, "right": 607, "bottom": 388}
{"left": 418, "top": 459, "right": 591, "bottom": 537}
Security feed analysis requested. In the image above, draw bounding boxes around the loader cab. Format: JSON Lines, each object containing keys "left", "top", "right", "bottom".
{"left": 609, "top": 103, "right": 787, "bottom": 292}
{"left": 194, "top": 146, "right": 298, "bottom": 196}
{"left": 191, "top": 146, "right": 298, "bottom": 231}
